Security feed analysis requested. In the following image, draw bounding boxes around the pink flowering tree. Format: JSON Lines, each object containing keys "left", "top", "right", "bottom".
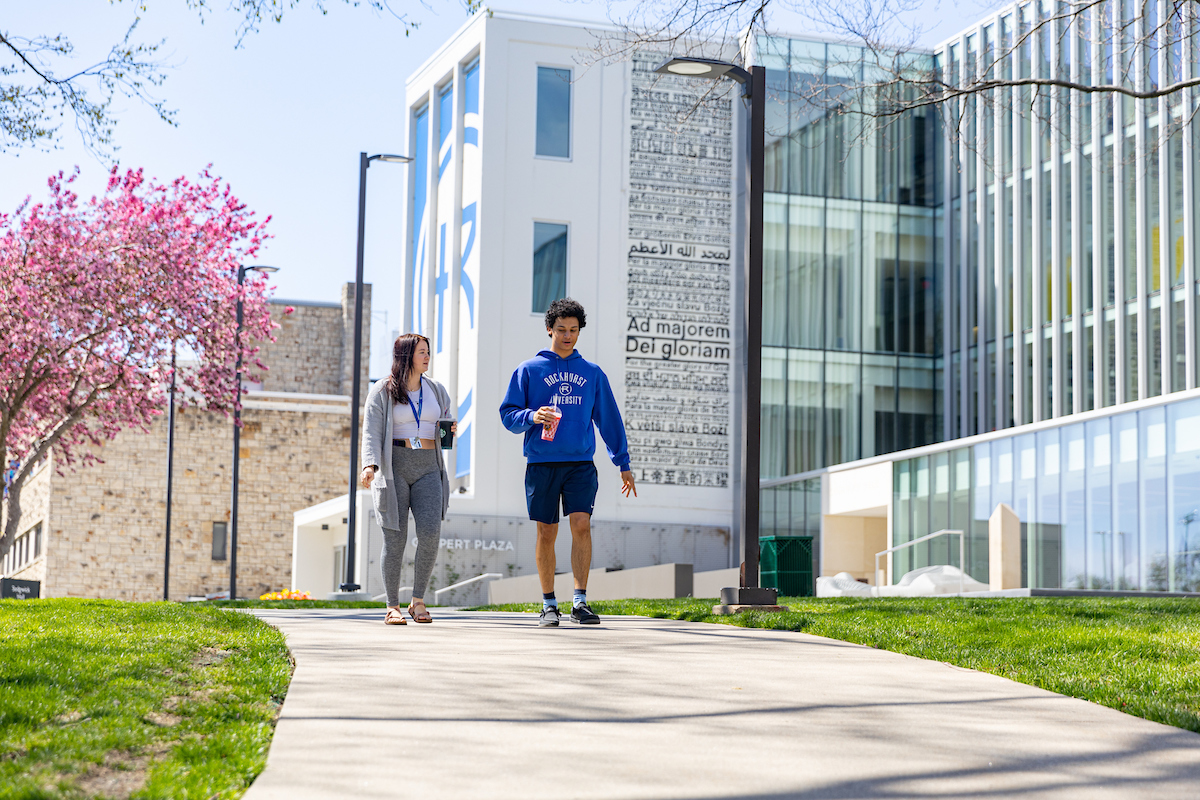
{"left": 0, "top": 167, "right": 276, "bottom": 560}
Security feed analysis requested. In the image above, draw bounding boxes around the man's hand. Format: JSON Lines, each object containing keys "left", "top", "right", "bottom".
{"left": 532, "top": 406, "right": 559, "bottom": 424}
{"left": 620, "top": 470, "right": 637, "bottom": 498}
{"left": 360, "top": 466, "right": 377, "bottom": 489}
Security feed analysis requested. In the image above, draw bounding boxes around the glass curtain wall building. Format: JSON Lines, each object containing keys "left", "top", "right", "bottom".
{"left": 755, "top": 36, "right": 943, "bottom": 540}
{"left": 759, "top": 6, "right": 1200, "bottom": 592}
{"left": 755, "top": 37, "right": 944, "bottom": 484}
{"left": 938, "top": 0, "right": 1200, "bottom": 440}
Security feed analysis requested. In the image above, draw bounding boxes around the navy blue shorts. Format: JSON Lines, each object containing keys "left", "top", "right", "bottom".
{"left": 525, "top": 461, "right": 598, "bottom": 524}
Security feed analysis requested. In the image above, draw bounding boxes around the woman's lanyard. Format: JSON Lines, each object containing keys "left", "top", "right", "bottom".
{"left": 408, "top": 380, "right": 425, "bottom": 449}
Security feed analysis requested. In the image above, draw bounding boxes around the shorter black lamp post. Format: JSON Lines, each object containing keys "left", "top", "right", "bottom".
{"left": 229, "top": 264, "right": 279, "bottom": 601}
{"left": 654, "top": 57, "right": 779, "bottom": 609}
{"left": 164, "top": 346, "right": 177, "bottom": 601}
{"left": 339, "top": 152, "right": 412, "bottom": 597}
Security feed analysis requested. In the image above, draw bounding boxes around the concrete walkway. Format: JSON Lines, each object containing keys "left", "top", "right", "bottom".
{"left": 242, "top": 608, "right": 1200, "bottom": 800}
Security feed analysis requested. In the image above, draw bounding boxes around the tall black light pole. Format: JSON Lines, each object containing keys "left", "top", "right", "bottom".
{"left": 164, "top": 347, "right": 177, "bottom": 601}
{"left": 341, "top": 152, "right": 412, "bottom": 594}
{"left": 654, "top": 57, "right": 777, "bottom": 608}
{"left": 230, "top": 264, "right": 279, "bottom": 601}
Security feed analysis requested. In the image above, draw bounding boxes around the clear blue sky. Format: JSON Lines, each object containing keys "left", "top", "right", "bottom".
{"left": 2, "top": 0, "right": 991, "bottom": 379}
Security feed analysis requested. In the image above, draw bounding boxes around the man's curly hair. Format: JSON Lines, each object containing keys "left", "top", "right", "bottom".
{"left": 544, "top": 297, "right": 587, "bottom": 330}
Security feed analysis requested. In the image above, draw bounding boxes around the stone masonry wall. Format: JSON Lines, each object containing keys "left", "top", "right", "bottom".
{"left": 253, "top": 302, "right": 344, "bottom": 394}
{"left": 338, "top": 283, "right": 372, "bottom": 406}
{"left": 253, "top": 284, "right": 371, "bottom": 400}
{"left": 21, "top": 283, "right": 372, "bottom": 601}
{"left": 44, "top": 406, "right": 352, "bottom": 601}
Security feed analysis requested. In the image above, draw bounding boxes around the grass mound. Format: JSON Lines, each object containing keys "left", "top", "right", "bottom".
{"left": 0, "top": 599, "right": 291, "bottom": 800}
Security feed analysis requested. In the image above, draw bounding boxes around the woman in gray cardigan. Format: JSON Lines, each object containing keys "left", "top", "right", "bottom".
{"left": 359, "top": 333, "right": 455, "bottom": 625}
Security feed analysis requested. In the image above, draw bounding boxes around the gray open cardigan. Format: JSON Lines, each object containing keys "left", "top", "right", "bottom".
{"left": 361, "top": 377, "right": 453, "bottom": 529}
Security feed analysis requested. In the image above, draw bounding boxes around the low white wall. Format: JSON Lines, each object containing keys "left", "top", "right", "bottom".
{"left": 692, "top": 568, "right": 739, "bottom": 599}
{"left": 594, "top": 563, "right": 692, "bottom": 600}
{"left": 487, "top": 563, "right": 693, "bottom": 604}
{"left": 487, "top": 571, "right": 589, "bottom": 605}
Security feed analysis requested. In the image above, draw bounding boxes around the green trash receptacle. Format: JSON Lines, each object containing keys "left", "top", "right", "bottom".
{"left": 759, "top": 536, "right": 814, "bottom": 597}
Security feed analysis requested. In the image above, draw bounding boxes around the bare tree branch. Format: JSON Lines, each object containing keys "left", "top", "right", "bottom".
{"left": 0, "top": 22, "right": 172, "bottom": 156}
{"left": 1, "top": 0, "right": 457, "bottom": 156}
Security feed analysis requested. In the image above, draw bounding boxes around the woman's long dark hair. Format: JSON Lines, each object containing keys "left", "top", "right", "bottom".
{"left": 385, "top": 333, "right": 430, "bottom": 404}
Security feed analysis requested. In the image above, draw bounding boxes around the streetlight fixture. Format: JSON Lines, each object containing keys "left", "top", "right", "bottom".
{"left": 229, "top": 264, "right": 279, "bottom": 601}
{"left": 339, "top": 152, "right": 412, "bottom": 596}
{"left": 654, "top": 56, "right": 777, "bottom": 609}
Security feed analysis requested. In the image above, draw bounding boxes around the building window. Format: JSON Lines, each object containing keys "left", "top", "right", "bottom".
{"left": 3, "top": 523, "right": 41, "bottom": 575}
{"left": 532, "top": 222, "right": 568, "bottom": 313}
{"left": 439, "top": 82, "right": 454, "bottom": 151}
{"left": 536, "top": 67, "right": 571, "bottom": 158}
{"left": 212, "top": 522, "right": 228, "bottom": 561}
{"left": 411, "top": 103, "right": 429, "bottom": 332}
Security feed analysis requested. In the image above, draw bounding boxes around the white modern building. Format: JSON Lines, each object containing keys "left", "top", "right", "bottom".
{"left": 294, "top": 12, "right": 745, "bottom": 602}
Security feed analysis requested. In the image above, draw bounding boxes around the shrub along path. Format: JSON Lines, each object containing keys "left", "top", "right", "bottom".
{"left": 241, "top": 605, "right": 1200, "bottom": 800}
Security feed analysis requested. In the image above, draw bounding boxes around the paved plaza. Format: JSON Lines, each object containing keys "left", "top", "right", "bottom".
{"left": 241, "top": 608, "right": 1200, "bottom": 799}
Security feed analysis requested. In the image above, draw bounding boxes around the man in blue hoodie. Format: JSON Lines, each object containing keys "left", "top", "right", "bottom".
{"left": 500, "top": 298, "right": 637, "bottom": 627}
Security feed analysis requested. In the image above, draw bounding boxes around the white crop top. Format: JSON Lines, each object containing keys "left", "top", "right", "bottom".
{"left": 392, "top": 381, "right": 439, "bottom": 439}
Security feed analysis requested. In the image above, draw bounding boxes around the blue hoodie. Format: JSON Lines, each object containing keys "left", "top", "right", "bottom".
{"left": 499, "top": 350, "right": 631, "bottom": 470}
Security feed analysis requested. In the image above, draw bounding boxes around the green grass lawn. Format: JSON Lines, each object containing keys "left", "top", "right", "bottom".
{"left": 0, "top": 599, "right": 292, "bottom": 800}
{"left": 477, "top": 596, "right": 1200, "bottom": 733}
{"left": 6, "top": 596, "right": 1197, "bottom": 798}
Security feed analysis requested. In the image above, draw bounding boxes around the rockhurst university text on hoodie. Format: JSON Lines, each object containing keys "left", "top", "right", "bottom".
{"left": 499, "top": 350, "right": 632, "bottom": 470}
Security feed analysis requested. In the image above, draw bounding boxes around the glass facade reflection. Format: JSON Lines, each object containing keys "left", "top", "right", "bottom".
{"left": 892, "top": 396, "right": 1200, "bottom": 591}
{"left": 532, "top": 221, "right": 568, "bottom": 312}
{"left": 761, "top": 477, "right": 821, "bottom": 539}
{"left": 756, "top": 37, "right": 943, "bottom": 478}
{"left": 535, "top": 66, "right": 571, "bottom": 158}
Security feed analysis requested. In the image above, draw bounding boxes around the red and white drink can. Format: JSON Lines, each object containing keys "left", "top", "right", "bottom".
{"left": 541, "top": 405, "right": 563, "bottom": 441}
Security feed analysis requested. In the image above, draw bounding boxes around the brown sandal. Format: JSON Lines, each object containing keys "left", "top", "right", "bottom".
{"left": 385, "top": 607, "right": 407, "bottom": 625}
{"left": 407, "top": 600, "right": 433, "bottom": 623}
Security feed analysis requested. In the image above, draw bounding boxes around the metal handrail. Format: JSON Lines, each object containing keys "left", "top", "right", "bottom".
{"left": 875, "top": 529, "right": 965, "bottom": 595}
{"left": 432, "top": 573, "right": 503, "bottom": 603}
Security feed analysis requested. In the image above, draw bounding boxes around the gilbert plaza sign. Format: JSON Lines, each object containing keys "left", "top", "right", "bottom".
{"left": 418, "top": 537, "right": 515, "bottom": 552}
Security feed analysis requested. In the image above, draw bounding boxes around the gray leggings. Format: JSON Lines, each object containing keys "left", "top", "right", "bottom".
{"left": 381, "top": 444, "right": 442, "bottom": 606}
